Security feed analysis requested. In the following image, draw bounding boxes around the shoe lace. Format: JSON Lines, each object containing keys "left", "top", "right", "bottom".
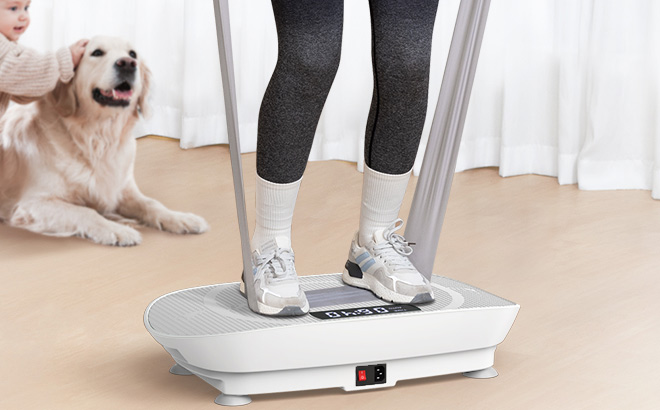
{"left": 372, "top": 219, "right": 416, "bottom": 272}
{"left": 255, "top": 247, "right": 297, "bottom": 284}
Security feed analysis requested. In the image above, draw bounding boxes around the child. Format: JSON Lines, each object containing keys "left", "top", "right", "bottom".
{"left": 0, "top": 0, "right": 88, "bottom": 119}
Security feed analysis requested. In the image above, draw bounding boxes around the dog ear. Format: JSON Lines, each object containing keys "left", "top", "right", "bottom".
{"left": 136, "top": 60, "right": 152, "bottom": 118}
{"left": 47, "top": 81, "right": 78, "bottom": 117}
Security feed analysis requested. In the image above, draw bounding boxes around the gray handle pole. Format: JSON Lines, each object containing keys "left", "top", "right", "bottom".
{"left": 405, "top": 0, "right": 491, "bottom": 279}
{"left": 212, "top": 0, "right": 258, "bottom": 311}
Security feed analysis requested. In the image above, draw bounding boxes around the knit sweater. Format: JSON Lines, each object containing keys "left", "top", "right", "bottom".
{"left": 0, "top": 34, "right": 74, "bottom": 121}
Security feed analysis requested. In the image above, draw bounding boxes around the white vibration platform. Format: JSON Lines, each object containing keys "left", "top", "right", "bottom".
{"left": 145, "top": 273, "right": 519, "bottom": 406}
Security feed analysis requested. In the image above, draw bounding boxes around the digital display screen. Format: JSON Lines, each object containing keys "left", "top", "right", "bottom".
{"left": 309, "top": 304, "right": 420, "bottom": 320}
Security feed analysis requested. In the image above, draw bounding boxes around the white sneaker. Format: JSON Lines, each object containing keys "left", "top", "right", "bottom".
{"left": 240, "top": 237, "right": 309, "bottom": 316}
{"left": 343, "top": 219, "right": 434, "bottom": 304}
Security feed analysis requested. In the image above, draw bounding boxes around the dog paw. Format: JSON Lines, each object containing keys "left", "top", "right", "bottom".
{"left": 156, "top": 212, "right": 209, "bottom": 235}
{"left": 86, "top": 224, "right": 143, "bottom": 246}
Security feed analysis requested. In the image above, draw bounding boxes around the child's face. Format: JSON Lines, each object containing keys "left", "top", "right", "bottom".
{"left": 0, "top": 0, "right": 31, "bottom": 42}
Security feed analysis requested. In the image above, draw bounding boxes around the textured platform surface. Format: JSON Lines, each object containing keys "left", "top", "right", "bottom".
{"left": 146, "top": 274, "right": 515, "bottom": 337}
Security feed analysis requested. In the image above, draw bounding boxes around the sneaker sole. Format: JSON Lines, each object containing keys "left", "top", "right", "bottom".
{"left": 239, "top": 281, "right": 309, "bottom": 317}
{"left": 343, "top": 260, "right": 434, "bottom": 305}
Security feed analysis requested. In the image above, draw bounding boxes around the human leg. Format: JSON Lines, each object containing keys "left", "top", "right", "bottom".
{"left": 345, "top": 0, "right": 440, "bottom": 304}
{"left": 253, "top": 0, "right": 343, "bottom": 247}
{"left": 247, "top": 0, "right": 344, "bottom": 315}
{"left": 363, "top": 0, "right": 439, "bottom": 175}
{"left": 257, "top": 0, "right": 344, "bottom": 185}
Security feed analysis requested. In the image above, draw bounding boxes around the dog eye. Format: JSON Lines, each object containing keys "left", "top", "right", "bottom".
{"left": 91, "top": 49, "right": 105, "bottom": 57}
{"left": 129, "top": 50, "right": 137, "bottom": 59}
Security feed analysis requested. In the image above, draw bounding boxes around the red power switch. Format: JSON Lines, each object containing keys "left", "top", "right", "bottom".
{"left": 358, "top": 370, "right": 367, "bottom": 381}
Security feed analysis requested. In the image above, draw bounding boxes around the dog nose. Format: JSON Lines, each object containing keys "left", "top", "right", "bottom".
{"left": 115, "top": 57, "right": 137, "bottom": 74}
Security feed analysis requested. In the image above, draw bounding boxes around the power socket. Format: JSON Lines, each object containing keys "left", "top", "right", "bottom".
{"left": 356, "top": 364, "right": 387, "bottom": 386}
{"left": 374, "top": 365, "right": 386, "bottom": 383}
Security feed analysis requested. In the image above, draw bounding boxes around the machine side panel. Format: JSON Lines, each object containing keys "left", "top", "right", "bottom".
{"left": 149, "top": 305, "right": 518, "bottom": 373}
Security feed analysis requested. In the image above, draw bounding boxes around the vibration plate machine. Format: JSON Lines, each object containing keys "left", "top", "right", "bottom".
{"left": 144, "top": 0, "right": 518, "bottom": 406}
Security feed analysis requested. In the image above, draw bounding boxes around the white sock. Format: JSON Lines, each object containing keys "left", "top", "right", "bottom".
{"left": 358, "top": 164, "right": 412, "bottom": 246}
{"left": 251, "top": 175, "right": 302, "bottom": 252}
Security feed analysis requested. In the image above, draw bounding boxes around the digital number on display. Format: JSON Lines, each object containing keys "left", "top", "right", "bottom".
{"left": 309, "top": 304, "right": 421, "bottom": 320}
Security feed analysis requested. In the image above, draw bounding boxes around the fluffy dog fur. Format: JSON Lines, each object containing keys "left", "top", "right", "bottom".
{"left": 0, "top": 36, "right": 208, "bottom": 245}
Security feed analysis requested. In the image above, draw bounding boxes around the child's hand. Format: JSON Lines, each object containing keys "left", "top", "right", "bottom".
{"left": 69, "top": 39, "right": 89, "bottom": 69}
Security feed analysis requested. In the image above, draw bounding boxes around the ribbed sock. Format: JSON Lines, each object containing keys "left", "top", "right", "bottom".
{"left": 251, "top": 174, "right": 302, "bottom": 252}
{"left": 358, "top": 165, "right": 412, "bottom": 246}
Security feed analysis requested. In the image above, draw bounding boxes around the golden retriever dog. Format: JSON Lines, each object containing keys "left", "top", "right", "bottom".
{"left": 0, "top": 36, "right": 209, "bottom": 246}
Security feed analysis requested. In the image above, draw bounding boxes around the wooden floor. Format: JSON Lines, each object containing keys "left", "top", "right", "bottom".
{"left": 1, "top": 137, "right": 658, "bottom": 410}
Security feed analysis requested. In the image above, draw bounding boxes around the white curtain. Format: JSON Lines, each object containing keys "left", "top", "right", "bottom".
{"left": 21, "top": 0, "right": 660, "bottom": 199}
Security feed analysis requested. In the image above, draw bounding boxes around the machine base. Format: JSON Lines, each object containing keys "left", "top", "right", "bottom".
{"left": 146, "top": 274, "right": 519, "bottom": 405}
{"left": 172, "top": 346, "right": 497, "bottom": 405}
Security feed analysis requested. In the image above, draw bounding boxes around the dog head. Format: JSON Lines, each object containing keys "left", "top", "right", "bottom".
{"left": 50, "top": 36, "right": 152, "bottom": 119}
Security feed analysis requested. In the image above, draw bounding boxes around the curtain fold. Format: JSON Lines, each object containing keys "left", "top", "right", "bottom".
{"left": 18, "top": 0, "right": 660, "bottom": 199}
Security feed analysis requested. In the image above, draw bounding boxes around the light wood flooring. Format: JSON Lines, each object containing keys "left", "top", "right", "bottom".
{"left": 1, "top": 137, "right": 658, "bottom": 409}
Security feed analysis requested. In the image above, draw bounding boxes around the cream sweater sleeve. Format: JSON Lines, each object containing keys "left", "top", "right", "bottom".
{"left": 0, "top": 35, "right": 74, "bottom": 98}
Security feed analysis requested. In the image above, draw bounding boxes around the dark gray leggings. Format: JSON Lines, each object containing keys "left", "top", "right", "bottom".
{"left": 257, "top": 0, "right": 439, "bottom": 183}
